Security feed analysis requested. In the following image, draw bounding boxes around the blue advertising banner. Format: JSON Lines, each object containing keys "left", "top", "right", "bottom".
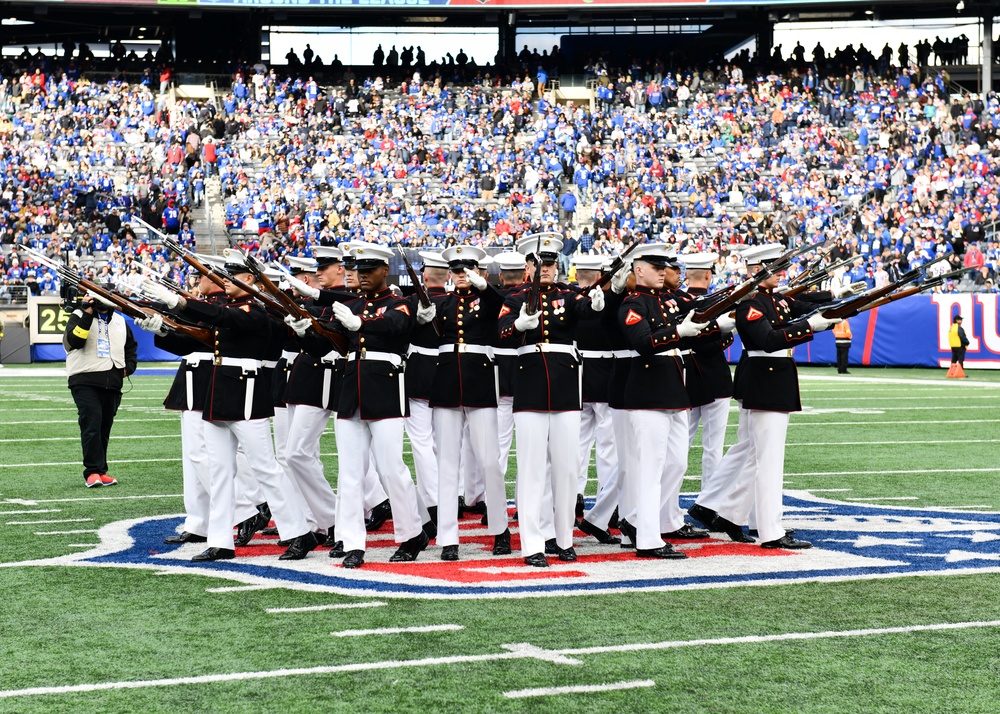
{"left": 31, "top": 294, "right": 1000, "bottom": 369}
{"left": 724, "top": 294, "right": 1000, "bottom": 370}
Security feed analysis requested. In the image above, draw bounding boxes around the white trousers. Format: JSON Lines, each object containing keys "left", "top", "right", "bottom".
{"left": 272, "top": 406, "right": 290, "bottom": 475}
{"left": 747, "top": 410, "right": 790, "bottom": 543}
{"left": 335, "top": 415, "right": 422, "bottom": 553}
{"left": 513, "top": 411, "right": 580, "bottom": 556}
{"left": 285, "top": 404, "right": 338, "bottom": 533}
{"left": 203, "top": 418, "right": 310, "bottom": 550}
{"left": 579, "top": 402, "right": 619, "bottom": 529}
{"left": 497, "top": 395, "right": 514, "bottom": 476}
{"left": 461, "top": 419, "right": 486, "bottom": 507}
{"left": 234, "top": 447, "right": 264, "bottom": 524}
{"left": 609, "top": 407, "right": 636, "bottom": 523}
{"left": 699, "top": 405, "right": 754, "bottom": 521}
{"left": 434, "top": 407, "right": 509, "bottom": 546}
{"left": 180, "top": 410, "right": 211, "bottom": 536}
{"left": 688, "top": 397, "right": 731, "bottom": 495}
{"left": 405, "top": 399, "right": 439, "bottom": 509}
{"left": 628, "top": 409, "right": 689, "bottom": 551}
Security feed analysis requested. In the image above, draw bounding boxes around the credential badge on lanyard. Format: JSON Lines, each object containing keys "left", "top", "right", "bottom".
{"left": 97, "top": 315, "right": 111, "bottom": 359}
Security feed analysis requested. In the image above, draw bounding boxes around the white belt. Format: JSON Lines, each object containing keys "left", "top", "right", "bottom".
{"left": 439, "top": 343, "right": 493, "bottom": 356}
{"left": 407, "top": 344, "right": 439, "bottom": 358}
{"left": 580, "top": 350, "right": 614, "bottom": 359}
{"left": 747, "top": 349, "right": 794, "bottom": 358}
{"left": 347, "top": 350, "right": 404, "bottom": 368}
{"left": 320, "top": 350, "right": 342, "bottom": 364}
{"left": 261, "top": 360, "right": 278, "bottom": 369}
{"left": 281, "top": 350, "right": 299, "bottom": 362}
{"left": 628, "top": 349, "right": 689, "bottom": 358}
{"left": 517, "top": 343, "right": 578, "bottom": 356}
{"left": 493, "top": 347, "right": 518, "bottom": 357}
{"left": 320, "top": 351, "right": 341, "bottom": 409}
{"left": 184, "top": 351, "right": 214, "bottom": 367}
{"left": 612, "top": 350, "right": 633, "bottom": 359}
{"left": 214, "top": 357, "right": 262, "bottom": 371}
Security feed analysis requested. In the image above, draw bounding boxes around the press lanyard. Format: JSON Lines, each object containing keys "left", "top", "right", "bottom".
{"left": 96, "top": 314, "right": 111, "bottom": 359}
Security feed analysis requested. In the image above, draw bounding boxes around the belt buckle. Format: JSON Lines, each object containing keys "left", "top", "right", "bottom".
{"left": 457, "top": 343, "right": 467, "bottom": 354}
{"left": 535, "top": 343, "right": 544, "bottom": 353}
{"left": 359, "top": 348, "right": 367, "bottom": 360}
{"left": 213, "top": 356, "right": 223, "bottom": 366}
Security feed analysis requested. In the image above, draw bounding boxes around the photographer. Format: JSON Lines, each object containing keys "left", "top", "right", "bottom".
{"left": 63, "top": 290, "right": 137, "bottom": 488}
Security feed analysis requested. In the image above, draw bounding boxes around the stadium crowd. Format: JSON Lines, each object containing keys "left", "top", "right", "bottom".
{"left": 3, "top": 43, "right": 1000, "bottom": 304}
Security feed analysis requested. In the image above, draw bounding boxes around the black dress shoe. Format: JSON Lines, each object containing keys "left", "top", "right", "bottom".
{"left": 427, "top": 505, "right": 438, "bottom": 525}
{"left": 636, "top": 546, "right": 688, "bottom": 560}
{"left": 164, "top": 531, "right": 207, "bottom": 544}
{"left": 279, "top": 532, "right": 319, "bottom": 560}
{"left": 544, "top": 538, "right": 560, "bottom": 555}
{"left": 617, "top": 518, "right": 637, "bottom": 548}
{"left": 191, "top": 547, "right": 235, "bottom": 562}
{"left": 256, "top": 502, "right": 271, "bottom": 524}
{"left": 481, "top": 512, "right": 489, "bottom": 526}
{"left": 714, "top": 516, "right": 756, "bottom": 543}
{"left": 261, "top": 526, "right": 279, "bottom": 536}
{"left": 389, "top": 530, "right": 430, "bottom": 562}
{"left": 323, "top": 528, "right": 339, "bottom": 548}
{"left": 365, "top": 500, "right": 392, "bottom": 532}
{"left": 575, "top": 493, "right": 585, "bottom": 518}
{"left": 558, "top": 546, "right": 577, "bottom": 562}
{"left": 441, "top": 545, "right": 459, "bottom": 561}
{"left": 761, "top": 534, "right": 812, "bottom": 550}
{"left": 524, "top": 553, "right": 548, "bottom": 567}
{"left": 457, "top": 495, "right": 467, "bottom": 514}
{"left": 578, "top": 518, "right": 622, "bottom": 545}
{"left": 492, "top": 529, "right": 512, "bottom": 555}
{"left": 662, "top": 523, "right": 709, "bottom": 540}
{"left": 466, "top": 501, "right": 487, "bottom": 515}
{"left": 422, "top": 520, "right": 438, "bottom": 541}
{"left": 608, "top": 507, "right": 620, "bottom": 530}
{"left": 234, "top": 511, "right": 268, "bottom": 547}
{"left": 327, "top": 541, "right": 346, "bottom": 559}
{"left": 687, "top": 503, "right": 719, "bottom": 531}
{"left": 343, "top": 550, "right": 365, "bottom": 569}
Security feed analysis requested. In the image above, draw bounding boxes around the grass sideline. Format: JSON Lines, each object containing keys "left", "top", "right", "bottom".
{"left": 1, "top": 366, "right": 999, "bottom": 712}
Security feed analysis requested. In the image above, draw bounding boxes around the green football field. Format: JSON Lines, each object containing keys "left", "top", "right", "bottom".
{"left": 1, "top": 365, "right": 999, "bottom": 713}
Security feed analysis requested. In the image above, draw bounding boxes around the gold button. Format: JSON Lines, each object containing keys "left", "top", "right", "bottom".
{"left": 769, "top": 367, "right": 774, "bottom": 372}
{"left": 459, "top": 330, "right": 464, "bottom": 335}
{"left": 457, "top": 321, "right": 463, "bottom": 326}
{"left": 544, "top": 320, "right": 550, "bottom": 325}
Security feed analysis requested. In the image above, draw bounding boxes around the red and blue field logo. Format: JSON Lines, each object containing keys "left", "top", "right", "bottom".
{"left": 35, "top": 492, "right": 1000, "bottom": 599}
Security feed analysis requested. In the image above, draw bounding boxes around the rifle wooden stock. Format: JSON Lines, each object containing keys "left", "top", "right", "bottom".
{"left": 241, "top": 252, "right": 348, "bottom": 355}
{"left": 393, "top": 242, "right": 442, "bottom": 337}
{"left": 78, "top": 278, "right": 214, "bottom": 347}
{"left": 525, "top": 259, "right": 543, "bottom": 315}
{"left": 161, "top": 237, "right": 228, "bottom": 291}
{"left": 690, "top": 279, "right": 754, "bottom": 322}
{"left": 858, "top": 268, "right": 973, "bottom": 312}
{"left": 820, "top": 256, "right": 950, "bottom": 319}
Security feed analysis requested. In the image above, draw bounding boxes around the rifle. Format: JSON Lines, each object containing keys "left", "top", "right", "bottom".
{"left": 782, "top": 256, "right": 855, "bottom": 297}
{"left": 858, "top": 267, "right": 975, "bottom": 312}
{"left": 691, "top": 240, "right": 818, "bottom": 323}
{"left": 238, "top": 249, "right": 348, "bottom": 355}
{"left": 153, "top": 228, "right": 228, "bottom": 292}
{"left": 593, "top": 235, "right": 645, "bottom": 291}
{"left": 818, "top": 255, "right": 951, "bottom": 320}
{"left": 23, "top": 248, "right": 214, "bottom": 347}
{"left": 522, "top": 232, "right": 562, "bottom": 316}
{"left": 392, "top": 241, "right": 442, "bottom": 337}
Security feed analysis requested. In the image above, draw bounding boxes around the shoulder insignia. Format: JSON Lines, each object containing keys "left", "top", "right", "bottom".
{"left": 746, "top": 306, "right": 764, "bottom": 321}
{"left": 376, "top": 306, "right": 387, "bottom": 316}
{"left": 576, "top": 293, "right": 585, "bottom": 300}
{"left": 395, "top": 304, "right": 411, "bottom": 316}
{"left": 499, "top": 305, "right": 511, "bottom": 318}
{"left": 239, "top": 305, "right": 251, "bottom": 313}
{"left": 624, "top": 309, "right": 642, "bottom": 326}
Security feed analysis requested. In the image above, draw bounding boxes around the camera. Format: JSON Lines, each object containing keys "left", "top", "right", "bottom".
{"left": 61, "top": 285, "right": 82, "bottom": 312}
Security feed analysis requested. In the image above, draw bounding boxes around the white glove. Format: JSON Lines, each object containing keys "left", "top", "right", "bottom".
{"left": 716, "top": 315, "right": 736, "bottom": 334}
{"left": 416, "top": 301, "right": 437, "bottom": 325}
{"left": 848, "top": 281, "right": 868, "bottom": 295}
{"left": 87, "top": 291, "right": 117, "bottom": 308}
{"left": 332, "top": 301, "right": 362, "bottom": 332}
{"left": 465, "top": 268, "right": 488, "bottom": 291}
{"left": 284, "top": 314, "right": 312, "bottom": 337}
{"left": 775, "top": 284, "right": 792, "bottom": 294}
{"left": 513, "top": 303, "right": 541, "bottom": 332}
{"left": 286, "top": 274, "right": 320, "bottom": 299}
{"left": 807, "top": 313, "right": 842, "bottom": 332}
{"left": 141, "top": 279, "right": 179, "bottom": 309}
{"left": 588, "top": 286, "right": 605, "bottom": 311}
{"left": 677, "top": 310, "right": 711, "bottom": 338}
{"left": 610, "top": 261, "right": 631, "bottom": 294}
{"left": 135, "top": 313, "right": 167, "bottom": 336}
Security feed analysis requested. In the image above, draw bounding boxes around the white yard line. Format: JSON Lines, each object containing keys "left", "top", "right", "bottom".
{"left": 5, "top": 419, "right": 175, "bottom": 425}
{"left": 7, "top": 518, "right": 93, "bottom": 526}
{"left": 4, "top": 435, "right": 178, "bottom": 444}
{"left": 3, "top": 494, "right": 181, "bottom": 505}
{"left": 1, "top": 621, "right": 998, "bottom": 700}
{"left": 504, "top": 680, "right": 656, "bottom": 699}
{"left": 0, "top": 509, "right": 61, "bottom": 515}
{"left": 0, "top": 457, "right": 182, "bottom": 469}
{"left": 799, "top": 375, "right": 1000, "bottom": 388}
{"left": 844, "top": 497, "right": 920, "bottom": 502}
{"left": 784, "top": 420, "right": 1000, "bottom": 426}
{"left": 205, "top": 585, "right": 283, "bottom": 594}
{"left": 786, "top": 468, "right": 999, "bottom": 477}
{"left": 267, "top": 602, "right": 388, "bottom": 614}
{"left": 331, "top": 624, "right": 464, "bottom": 638}
{"left": 804, "top": 395, "right": 998, "bottom": 401}
{"left": 35, "top": 529, "right": 99, "bottom": 535}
